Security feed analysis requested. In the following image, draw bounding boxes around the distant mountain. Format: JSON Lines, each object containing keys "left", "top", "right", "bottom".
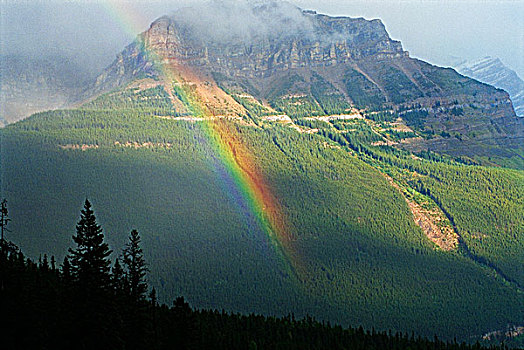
{"left": 455, "top": 57, "right": 524, "bottom": 117}
{"left": 0, "top": 55, "right": 91, "bottom": 126}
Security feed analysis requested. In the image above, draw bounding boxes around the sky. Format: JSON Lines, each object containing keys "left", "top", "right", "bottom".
{"left": 0, "top": 0, "right": 523, "bottom": 78}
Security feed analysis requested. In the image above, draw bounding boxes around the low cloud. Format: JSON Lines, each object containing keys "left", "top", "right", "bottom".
{"left": 169, "top": 0, "right": 316, "bottom": 44}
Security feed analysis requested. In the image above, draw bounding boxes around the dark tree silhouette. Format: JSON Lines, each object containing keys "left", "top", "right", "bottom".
{"left": 66, "top": 199, "right": 119, "bottom": 349}
{"left": 112, "top": 258, "right": 127, "bottom": 295}
{"left": 122, "top": 229, "right": 147, "bottom": 302}
{"left": 61, "top": 257, "right": 72, "bottom": 281}
{"left": 1, "top": 199, "right": 10, "bottom": 243}
{"left": 122, "top": 229, "right": 150, "bottom": 350}
{"left": 68, "top": 199, "right": 112, "bottom": 291}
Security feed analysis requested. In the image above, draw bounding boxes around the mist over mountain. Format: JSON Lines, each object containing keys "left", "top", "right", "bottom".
{"left": 170, "top": 1, "right": 314, "bottom": 44}
{"left": 0, "top": 54, "right": 92, "bottom": 125}
{"left": 0, "top": 2, "right": 132, "bottom": 77}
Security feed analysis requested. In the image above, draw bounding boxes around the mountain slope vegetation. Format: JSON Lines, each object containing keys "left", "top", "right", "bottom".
{"left": 2, "top": 3, "right": 524, "bottom": 343}
{"left": 2, "top": 85, "right": 523, "bottom": 339}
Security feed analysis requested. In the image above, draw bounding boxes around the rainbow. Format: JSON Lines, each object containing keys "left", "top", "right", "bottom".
{"left": 102, "top": 1, "right": 303, "bottom": 277}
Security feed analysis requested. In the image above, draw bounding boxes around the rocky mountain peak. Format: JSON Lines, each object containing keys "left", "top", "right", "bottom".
{"left": 138, "top": 2, "right": 405, "bottom": 76}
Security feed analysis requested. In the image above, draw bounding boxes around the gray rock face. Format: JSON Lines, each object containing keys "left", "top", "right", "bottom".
{"left": 88, "top": 42, "right": 159, "bottom": 98}
{"left": 142, "top": 9, "right": 406, "bottom": 76}
{"left": 93, "top": 4, "right": 407, "bottom": 93}
{"left": 455, "top": 57, "right": 524, "bottom": 117}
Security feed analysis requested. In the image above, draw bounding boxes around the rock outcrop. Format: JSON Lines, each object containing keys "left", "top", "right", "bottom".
{"left": 141, "top": 13, "right": 406, "bottom": 76}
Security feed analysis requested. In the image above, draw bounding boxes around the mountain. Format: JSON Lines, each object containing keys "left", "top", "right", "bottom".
{"left": 92, "top": 3, "right": 524, "bottom": 166}
{"left": 2, "top": 2, "right": 523, "bottom": 342}
{"left": 455, "top": 57, "right": 524, "bottom": 117}
{"left": 0, "top": 54, "right": 91, "bottom": 126}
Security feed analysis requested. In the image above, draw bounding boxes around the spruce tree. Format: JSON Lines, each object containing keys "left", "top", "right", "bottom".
{"left": 68, "top": 199, "right": 112, "bottom": 291}
{"left": 122, "top": 229, "right": 147, "bottom": 302}
{"left": 122, "top": 229, "right": 149, "bottom": 350}
{"left": 66, "top": 199, "right": 119, "bottom": 349}
{"left": 1, "top": 198, "right": 10, "bottom": 247}
{"left": 111, "top": 258, "right": 127, "bottom": 296}
{"left": 61, "top": 256, "right": 72, "bottom": 282}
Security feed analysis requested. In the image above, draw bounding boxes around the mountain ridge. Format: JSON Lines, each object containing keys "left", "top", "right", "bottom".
{"left": 90, "top": 3, "right": 523, "bottom": 166}
{"left": 455, "top": 56, "right": 524, "bottom": 117}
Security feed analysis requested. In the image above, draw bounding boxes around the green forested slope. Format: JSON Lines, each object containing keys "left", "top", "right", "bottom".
{"left": 339, "top": 143, "right": 524, "bottom": 287}
{"left": 1, "top": 87, "right": 523, "bottom": 341}
{"left": 412, "top": 163, "right": 524, "bottom": 286}
{"left": 3, "top": 242, "right": 513, "bottom": 350}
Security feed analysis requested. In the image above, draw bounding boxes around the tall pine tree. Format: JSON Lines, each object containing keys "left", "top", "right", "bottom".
{"left": 122, "top": 229, "right": 147, "bottom": 302}
{"left": 68, "top": 199, "right": 112, "bottom": 291}
{"left": 66, "top": 199, "right": 121, "bottom": 349}
{"left": 1, "top": 198, "right": 10, "bottom": 243}
{"left": 122, "top": 229, "right": 149, "bottom": 350}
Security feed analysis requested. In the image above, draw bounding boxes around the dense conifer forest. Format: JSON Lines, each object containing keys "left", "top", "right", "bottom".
{"left": 0, "top": 200, "right": 518, "bottom": 349}
{"left": 2, "top": 85, "right": 523, "bottom": 342}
